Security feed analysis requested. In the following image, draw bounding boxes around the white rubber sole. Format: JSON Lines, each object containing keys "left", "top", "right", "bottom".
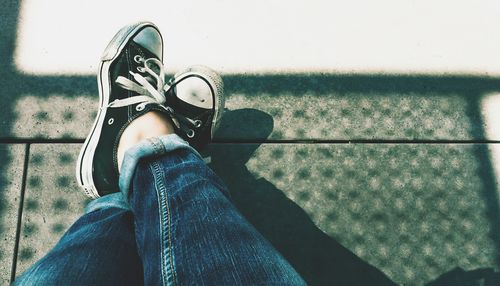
{"left": 76, "top": 22, "right": 160, "bottom": 199}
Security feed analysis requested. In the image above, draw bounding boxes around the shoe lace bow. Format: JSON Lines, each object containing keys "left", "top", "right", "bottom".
{"left": 106, "top": 56, "right": 201, "bottom": 138}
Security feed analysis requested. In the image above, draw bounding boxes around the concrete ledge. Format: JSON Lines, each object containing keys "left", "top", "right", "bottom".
{"left": 5, "top": 74, "right": 500, "bottom": 141}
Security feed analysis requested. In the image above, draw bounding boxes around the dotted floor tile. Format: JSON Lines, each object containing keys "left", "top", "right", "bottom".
{"left": 12, "top": 95, "right": 97, "bottom": 139}
{"left": 7, "top": 92, "right": 482, "bottom": 140}
{"left": 207, "top": 143, "right": 500, "bottom": 285}
{"left": 223, "top": 93, "right": 476, "bottom": 140}
{"left": 15, "top": 144, "right": 89, "bottom": 277}
{"left": 0, "top": 145, "right": 25, "bottom": 285}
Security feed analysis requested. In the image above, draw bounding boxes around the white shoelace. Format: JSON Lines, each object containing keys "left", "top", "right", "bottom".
{"left": 105, "top": 55, "right": 201, "bottom": 137}
{"left": 109, "top": 57, "right": 168, "bottom": 110}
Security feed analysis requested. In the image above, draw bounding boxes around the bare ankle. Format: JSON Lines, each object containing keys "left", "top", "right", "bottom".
{"left": 117, "top": 111, "right": 174, "bottom": 171}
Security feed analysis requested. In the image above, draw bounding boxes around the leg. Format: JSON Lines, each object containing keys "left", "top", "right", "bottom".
{"left": 13, "top": 195, "right": 143, "bottom": 285}
{"left": 73, "top": 19, "right": 303, "bottom": 284}
{"left": 120, "top": 132, "right": 306, "bottom": 285}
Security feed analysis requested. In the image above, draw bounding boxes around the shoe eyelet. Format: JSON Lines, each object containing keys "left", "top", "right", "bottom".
{"left": 186, "top": 129, "right": 195, "bottom": 138}
{"left": 137, "top": 66, "right": 146, "bottom": 72}
{"left": 194, "top": 120, "right": 202, "bottom": 128}
{"left": 107, "top": 118, "right": 114, "bottom": 125}
{"left": 136, "top": 104, "right": 145, "bottom": 111}
{"left": 134, "top": 55, "right": 143, "bottom": 63}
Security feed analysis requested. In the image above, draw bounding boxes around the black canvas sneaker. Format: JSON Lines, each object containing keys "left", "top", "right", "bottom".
{"left": 164, "top": 65, "right": 224, "bottom": 149}
{"left": 76, "top": 22, "right": 224, "bottom": 199}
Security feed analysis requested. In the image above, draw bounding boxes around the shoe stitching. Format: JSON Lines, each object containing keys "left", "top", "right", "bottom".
{"left": 148, "top": 137, "right": 167, "bottom": 155}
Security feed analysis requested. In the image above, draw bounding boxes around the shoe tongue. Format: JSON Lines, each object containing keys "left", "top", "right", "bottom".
{"left": 140, "top": 59, "right": 162, "bottom": 86}
{"left": 132, "top": 27, "right": 163, "bottom": 59}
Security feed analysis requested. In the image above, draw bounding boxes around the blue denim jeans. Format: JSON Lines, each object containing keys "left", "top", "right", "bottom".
{"left": 14, "top": 134, "right": 305, "bottom": 285}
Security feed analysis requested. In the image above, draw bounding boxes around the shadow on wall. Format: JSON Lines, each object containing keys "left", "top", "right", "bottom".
{"left": 206, "top": 109, "right": 396, "bottom": 285}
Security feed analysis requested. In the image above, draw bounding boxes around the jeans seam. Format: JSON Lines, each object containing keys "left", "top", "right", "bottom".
{"left": 148, "top": 137, "right": 167, "bottom": 155}
{"left": 150, "top": 161, "right": 177, "bottom": 286}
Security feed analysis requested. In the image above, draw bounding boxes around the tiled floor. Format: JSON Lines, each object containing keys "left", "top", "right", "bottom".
{"left": 3, "top": 89, "right": 500, "bottom": 285}
{"left": 2, "top": 1, "right": 500, "bottom": 285}
{"left": 2, "top": 138, "right": 500, "bottom": 285}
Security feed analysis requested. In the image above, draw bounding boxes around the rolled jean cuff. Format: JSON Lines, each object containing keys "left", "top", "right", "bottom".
{"left": 118, "top": 133, "right": 200, "bottom": 199}
{"left": 85, "top": 192, "right": 130, "bottom": 213}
